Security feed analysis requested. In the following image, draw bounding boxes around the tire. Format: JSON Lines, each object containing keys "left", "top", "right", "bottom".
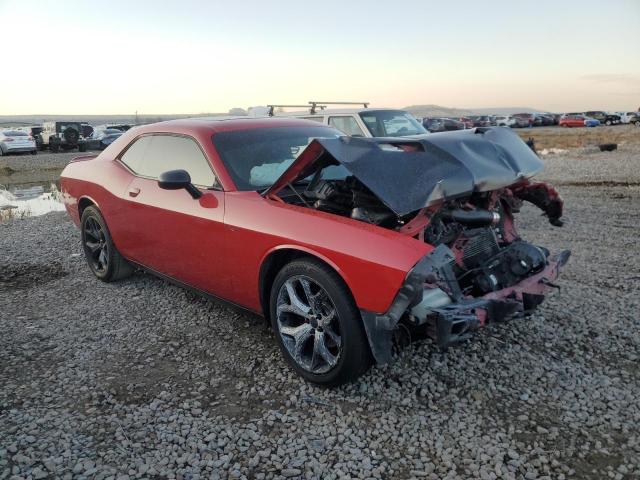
{"left": 31, "top": 150, "right": 37, "bottom": 155}
{"left": 63, "top": 128, "right": 79, "bottom": 145}
{"left": 605, "top": 120, "right": 612, "bottom": 126}
{"left": 80, "top": 206, "right": 133, "bottom": 282}
{"left": 269, "top": 258, "right": 371, "bottom": 386}
{"left": 635, "top": 121, "right": 640, "bottom": 127}
{"left": 0, "top": 146, "right": 3, "bottom": 156}
{"left": 78, "top": 143, "right": 87, "bottom": 152}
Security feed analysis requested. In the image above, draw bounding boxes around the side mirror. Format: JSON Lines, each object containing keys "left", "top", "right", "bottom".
{"left": 158, "top": 169, "right": 202, "bottom": 199}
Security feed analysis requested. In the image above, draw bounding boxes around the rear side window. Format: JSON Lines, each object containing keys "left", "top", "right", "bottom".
{"left": 120, "top": 135, "right": 152, "bottom": 173}
{"left": 3, "top": 130, "right": 27, "bottom": 136}
{"left": 328, "top": 116, "right": 365, "bottom": 136}
{"left": 120, "top": 135, "right": 216, "bottom": 187}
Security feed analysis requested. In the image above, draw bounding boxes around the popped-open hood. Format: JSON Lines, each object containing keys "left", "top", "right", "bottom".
{"left": 266, "top": 127, "right": 544, "bottom": 216}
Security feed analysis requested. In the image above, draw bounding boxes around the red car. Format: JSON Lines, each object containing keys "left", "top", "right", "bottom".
{"left": 559, "top": 114, "right": 599, "bottom": 128}
{"left": 60, "top": 118, "right": 570, "bottom": 386}
{"left": 457, "top": 117, "right": 474, "bottom": 129}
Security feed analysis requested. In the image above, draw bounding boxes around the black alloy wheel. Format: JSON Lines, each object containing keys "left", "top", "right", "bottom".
{"left": 83, "top": 216, "right": 109, "bottom": 275}
{"left": 80, "top": 206, "right": 133, "bottom": 282}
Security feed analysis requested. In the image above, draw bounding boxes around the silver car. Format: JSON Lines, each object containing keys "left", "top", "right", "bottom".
{"left": 0, "top": 130, "right": 37, "bottom": 156}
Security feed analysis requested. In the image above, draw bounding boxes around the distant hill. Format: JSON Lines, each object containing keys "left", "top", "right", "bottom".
{"left": 0, "top": 113, "right": 228, "bottom": 127}
{"left": 402, "top": 104, "right": 544, "bottom": 118}
{"left": 468, "top": 107, "right": 544, "bottom": 115}
{"left": 402, "top": 104, "right": 475, "bottom": 118}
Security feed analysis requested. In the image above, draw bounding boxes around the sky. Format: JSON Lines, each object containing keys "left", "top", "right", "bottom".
{"left": 0, "top": 0, "right": 638, "bottom": 114}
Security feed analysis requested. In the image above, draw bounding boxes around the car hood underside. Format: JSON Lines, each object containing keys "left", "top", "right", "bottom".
{"left": 266, "top": 127, "right": 544, "bottom": 216}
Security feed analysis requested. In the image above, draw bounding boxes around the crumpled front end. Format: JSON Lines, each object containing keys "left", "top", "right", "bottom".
{"left": 264, "top": 127, "right": 571, "bottom": 363}
{"left": 360, "top": 180, "right": 571, "bottom": 364}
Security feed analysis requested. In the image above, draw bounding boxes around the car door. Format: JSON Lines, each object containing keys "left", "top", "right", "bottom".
{"left": 116, "top": 133, "right": 233, "bottom": 300}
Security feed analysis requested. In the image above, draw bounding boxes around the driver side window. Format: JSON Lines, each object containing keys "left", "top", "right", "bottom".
{"left": 121, "top": 134, "right": 217, "bottom": 187}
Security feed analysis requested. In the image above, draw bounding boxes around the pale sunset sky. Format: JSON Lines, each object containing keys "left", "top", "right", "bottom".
{"left": 0, "top": 0, "right": 638, "bottom": 114}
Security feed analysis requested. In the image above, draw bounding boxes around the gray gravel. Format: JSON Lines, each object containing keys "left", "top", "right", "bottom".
{"left": 0, "top": 151, "right": 80, "bottom": 189}
{"left": 0, "top": 151, "right": 80, "bottom": 175}
{"left": 1, "top": 148, "right": 639, "bottom": 479}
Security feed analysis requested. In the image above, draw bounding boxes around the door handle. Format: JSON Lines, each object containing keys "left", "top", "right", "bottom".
{"left": 128, "top": 187, "right": 141, "bottom": 197}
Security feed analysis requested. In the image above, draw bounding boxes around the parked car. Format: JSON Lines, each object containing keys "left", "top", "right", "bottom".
{"left": 535, "top": 114, "right": 555, "bottom": 126}
{"left": 494, "top": 115, "right": 517, "bottom": 127}
{"left": 559, "top": 114, "right": 600, "bottom": 128}
{"left": 60, "top": 118, "right": 569, "bottom": 386}
{"left": 627, "top": 113, "right": 640, "bottom": 126}
{"left": 83, "top": 128, "right": 123, "bottom": 150}
{"left": 0, "top": 130, "right": 37, "bottom": 155}
{"left": 422, "top": 117, "right": 465, "bottom": 132}
{"left": 81, "top": 123, "right": 95, "bottom": 139}
{"left": 512, "top": 113, "right": 535, "bottom": 128}
{"left": 584, "top": 111, "right": 621, "bottom": 126}
{"left": 619, "top": 112, "right": 640, "bottom": 124}
{"left": 470, "top": 116, "right": 492, "bottom": 127}
{"left": 40, "top": 121, "right": 88, "bottom": 152}
{"left": 16, "top": 125, "right": 44, "bottom": 150}
{"left": 457, "top": 117, "right": 474, "bottom": 129}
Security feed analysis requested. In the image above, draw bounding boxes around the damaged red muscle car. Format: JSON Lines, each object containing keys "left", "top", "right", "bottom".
{"left": 60, "top": 118, "right": 570, "bottom": 386}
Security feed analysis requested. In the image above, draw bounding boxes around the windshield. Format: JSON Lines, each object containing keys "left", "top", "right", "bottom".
{"left": 3, "top": 131, "right": 27, "bottom": 136}
{"left": 359, "top": 110, "right": 427, "bottom": 137}
{"left": 213, "top": 126, "right": 342, "bottom": 191}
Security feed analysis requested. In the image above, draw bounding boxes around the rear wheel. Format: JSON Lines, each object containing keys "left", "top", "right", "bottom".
{"left": 31, "top": 150, "right": 37, "bottom": 155}
{"left": 81, "top": 206, "right": 133, "bottom": 282}
{"left": 270, "top": 258, "right": 371, "bottom": 386}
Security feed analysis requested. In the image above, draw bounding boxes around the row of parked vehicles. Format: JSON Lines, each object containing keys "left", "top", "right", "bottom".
{"left": 0, "top": 122, "right": 132, "bottom": 156}
{"left": 421, "top": 111, "right": 640, "bottom": 132}
{"left": 3, "top": 105, "right": 639, "bottom": 156}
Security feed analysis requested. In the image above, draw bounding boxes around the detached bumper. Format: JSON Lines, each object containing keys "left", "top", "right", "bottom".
{"left": 431, "top": 249, "right": 570, "bottom": 349}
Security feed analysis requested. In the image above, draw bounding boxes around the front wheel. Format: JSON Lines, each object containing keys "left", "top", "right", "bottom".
{"left": 80, "top": 206, "right": 133, "bottom": 282}
{"left": 270, "top": 258, "right": 371, "bottom": 386}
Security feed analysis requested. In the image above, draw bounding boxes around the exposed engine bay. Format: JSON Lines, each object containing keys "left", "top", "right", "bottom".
{"left": 266, "top": 129, "right": 570, "bottom": 362}
{"left": 279, "top": 174, "right": 562, "bottom": 300}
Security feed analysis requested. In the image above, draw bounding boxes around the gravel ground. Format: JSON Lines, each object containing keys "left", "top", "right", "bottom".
{"left": 0, "top": 151, "right": 79, "bottom": 175}
{"left": 0, "top": 152, "right": 78, "bottom": 189}
{"left": 516, "top": 124, "right": 640, "bottom": 150}
{"left": 1, "top": 149, "right": 639, "bottom": 480}
{"left": 538, "top": 143, "right": 640, "bottom": 186}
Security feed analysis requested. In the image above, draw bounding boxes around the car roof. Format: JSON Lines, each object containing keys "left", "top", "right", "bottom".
{"left": 274, "top": 107, "right": 406, "bottom": 117}
{"left": 123, "top": 116, "right": 330, "bottom": 136}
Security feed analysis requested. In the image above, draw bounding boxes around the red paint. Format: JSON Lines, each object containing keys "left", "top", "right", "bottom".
{"left": 559, "top": 116, "right": 587, "bottom": 128}
{"left": 61, "top": 118, "right": 430, "bottom": 315}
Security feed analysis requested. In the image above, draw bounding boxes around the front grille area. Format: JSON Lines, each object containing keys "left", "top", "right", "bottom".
{"left": 462, "top": 227, "right": 501, "bottom": 269}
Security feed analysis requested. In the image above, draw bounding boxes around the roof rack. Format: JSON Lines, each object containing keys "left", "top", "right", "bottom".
{"left": 266, "top": 104, "right": 312, "bottom": 117}
{"left": 308, "top": 101, "right": 369, "bottom": 114}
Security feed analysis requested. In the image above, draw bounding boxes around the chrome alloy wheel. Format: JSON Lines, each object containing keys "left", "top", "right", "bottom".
{"left": 275, "top": 275, "right": 342, "bottom": 374}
